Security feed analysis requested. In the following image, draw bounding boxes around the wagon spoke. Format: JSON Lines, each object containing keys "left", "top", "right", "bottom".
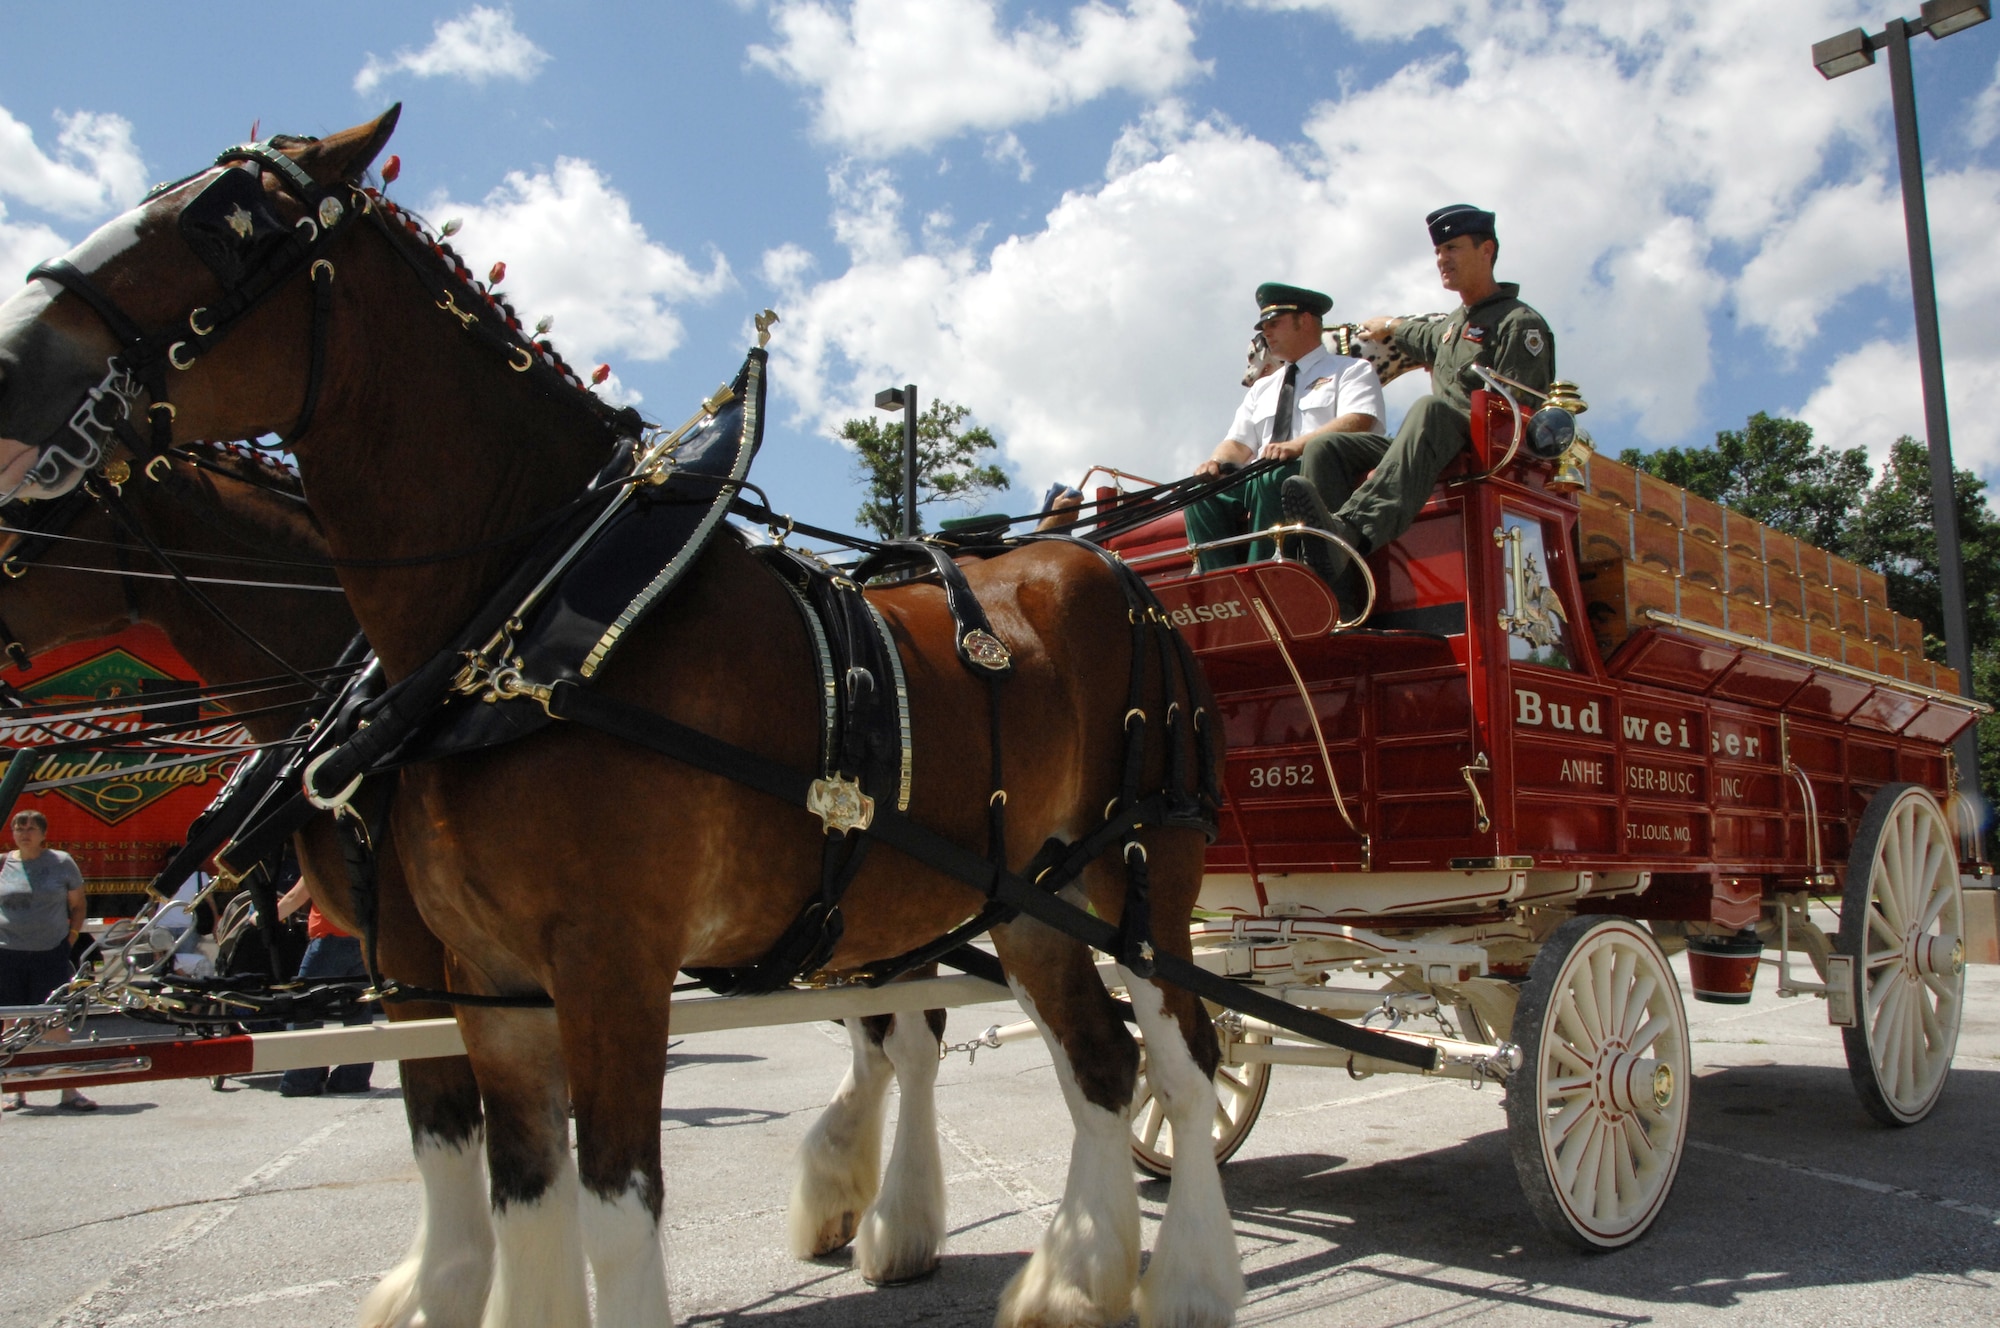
{"left": 1591, "top": 948, "right": 1616, "bottom": 1048}
{"left": 1915, "top": 986, "right": 1943, "bottom": 1051}
{"left": 1608, "top": 947, "right": 1637, "bottom": 1039}
{"left": 1551, "top": 1037, "right": 1594, "bottom": 1078}
{"left": 1621, "top": 973, "right": 1657, "bottom": 1046}
{"left": 1592, "top": 1119, "right": 1618, "bottom": 1221}
{"left": 1560, "top": 1113, "right": 1602, "bottom": 1201}
{"left": 1867, "top": 965, "right": 1900, "bottom": 1022}
{"left": 1547, "top": 1088, "right": 1594, "bottom": 1147}
{"left": 1627, "top": 1011, "right": 1667, "bottom": 1060}
{"left": 1920, "top": 867, "right": 1953, "bottom": 932}
{"left": 1866, "top": 948, "right": 1903, "bottom": 970}
{"left": 1869, "top": 909, "right": 1903, "bottom": 951}
{"left": 1874, "top": 851, "right": 1908, "bottom": 934}
{"left": 1612, "top": 1113, "right": 1640, "bottom": 1203}
{"left": 1557, "top": 990, "right": 1598, "bottom": 1061}
{"left": 1137, "top": 1091, "right": 1166, "bottom": 1150}
{"left": 1922, "top": 970, "right": 1957, "bottom": 1003}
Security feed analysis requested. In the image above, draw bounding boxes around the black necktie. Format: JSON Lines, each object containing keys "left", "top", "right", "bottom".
{"left": 1270, "top": 362, "right": 1299, "bottom": 444}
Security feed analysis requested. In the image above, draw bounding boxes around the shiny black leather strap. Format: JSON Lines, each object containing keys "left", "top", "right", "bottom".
{"left": 27, "top": 260, "right": 152, "bottom": 350}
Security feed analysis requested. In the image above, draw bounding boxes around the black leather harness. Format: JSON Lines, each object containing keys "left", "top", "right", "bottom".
{"left": 23, "top": 127, "right": 1437, "bottom": 1070}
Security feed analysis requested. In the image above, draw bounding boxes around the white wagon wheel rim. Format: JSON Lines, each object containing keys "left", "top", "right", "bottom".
{"left": 1845, "top": 787, "right": 1964, "bottom": 1123}
{"left": 1523, "top": 919, "right": 1689, "bottom": 1246}
{"left": 1130, "top": 1030, "right": 1271, "bottom": 1178}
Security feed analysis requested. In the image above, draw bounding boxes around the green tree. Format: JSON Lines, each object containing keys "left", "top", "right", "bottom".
{"left": 844, "top": 399, "right": 1010, "bottom": 539}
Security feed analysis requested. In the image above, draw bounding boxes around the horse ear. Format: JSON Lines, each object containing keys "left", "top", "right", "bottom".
{"left": 287, "top": 105, "right": 402, "bottom": 187}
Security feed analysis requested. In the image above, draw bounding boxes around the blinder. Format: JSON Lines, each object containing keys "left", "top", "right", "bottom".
{"left": 178, "top": 165, "right": 293, "bottom": 291}
{"left": 12, "top": 139, "right": 365, "bottom": 505}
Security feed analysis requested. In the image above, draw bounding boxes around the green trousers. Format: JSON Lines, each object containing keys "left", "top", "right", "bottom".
{"left": 1297, "top": 396, "right": 1471, "bottom": 554}
{"left": 1184, "top": 460, "right": 1300, "bottom": 570}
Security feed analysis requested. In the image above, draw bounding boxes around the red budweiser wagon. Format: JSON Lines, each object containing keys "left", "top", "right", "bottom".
{"left": 2, "top": 624, "right": 242, "bottom": 919}
{"left": 1085, "top": 379, "right": 1996, "bottom": 1249}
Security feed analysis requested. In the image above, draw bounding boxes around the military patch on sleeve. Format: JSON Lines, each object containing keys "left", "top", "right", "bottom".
{"left": 1524, "top": 327, "right": 1546, "bottom": 356}
{"left": 1463, "top": 325, "right": 1486, "bottom": 345}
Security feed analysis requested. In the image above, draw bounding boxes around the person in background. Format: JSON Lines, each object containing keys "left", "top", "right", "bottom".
{"left": 274, "top": 878, "right": 374, "bottom": 1097}
{"left": 1185, "top": 283, "right": 1383, "bottom": 571}
{"left": 1281, "top": 204, "right": 1557, "bottom": 609}
{"left": 0, "top": 810, "right": 95, "bottom": 1112}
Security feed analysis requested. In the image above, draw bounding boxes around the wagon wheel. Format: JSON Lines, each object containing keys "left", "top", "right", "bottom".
{"left": 1506, "top": 916, "right": 1690, "bottom": 1250}
{"left": 1130, "top": 1026, "right": 1272, "bottom": 1180}
{"left": 1838, "top": 783, "right": 1965, "bottom": 1127}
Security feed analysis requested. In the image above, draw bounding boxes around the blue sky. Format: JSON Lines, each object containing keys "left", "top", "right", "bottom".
{"left": 3, "top": 1, "right": 1999, "bottom": 537}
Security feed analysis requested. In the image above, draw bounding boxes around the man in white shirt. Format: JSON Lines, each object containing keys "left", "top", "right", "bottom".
{"left": 1186, "top": 283, "right": 1383, "bottom": 571}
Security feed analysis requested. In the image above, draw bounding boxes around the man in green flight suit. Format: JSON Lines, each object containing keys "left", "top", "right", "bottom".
{"left": 1282, "top": 204, "right": 1556, "bottom": 608}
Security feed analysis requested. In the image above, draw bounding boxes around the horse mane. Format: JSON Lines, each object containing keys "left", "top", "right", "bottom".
{"left": 361, "top": 186, "right": 641, "bottom": 435}
{"left": 188, "top": 439, "right": 306, "bottom": 494}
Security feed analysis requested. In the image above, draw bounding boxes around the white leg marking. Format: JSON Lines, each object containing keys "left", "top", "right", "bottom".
{"left": 1121, "top": 970, "right": 1243, "bottom": 1328}
{"left": 581, "top": 1176, "right": 672, "bottom": 1328}
{"left": 855, "top": 1012, "right": 947, "bottom": 1284}
{"left": 360, "top": 1132, "right": 494, "bottom": 1328}
{"left": 482, "top": 1155, "right": 589, "bottom": 1328}
{"left": 789, "top": 1017, "right": 893, "bottom": 1258}
{"left": 994, "top": 981, "right": 1141, "bottom": 1328}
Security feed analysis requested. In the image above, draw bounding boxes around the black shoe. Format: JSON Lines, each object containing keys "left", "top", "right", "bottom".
{"left": 1280, "top": 477, "right": 1350, "bottom": 583}
{"left": 279, "top": 1077, "right": 326, "bottom": 1098}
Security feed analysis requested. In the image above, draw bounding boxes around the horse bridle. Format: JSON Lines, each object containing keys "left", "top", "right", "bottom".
{"left": 16, "top": 140, "right": 369, "bottom": 502}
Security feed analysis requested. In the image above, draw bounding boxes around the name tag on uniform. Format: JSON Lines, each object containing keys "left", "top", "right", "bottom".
{"left": 1463, "top": 325, "right": 1486, "bottom": 344}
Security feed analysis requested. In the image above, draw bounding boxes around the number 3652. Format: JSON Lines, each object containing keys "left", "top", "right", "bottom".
{"left": 1246, "top": 763, "right": 1315, "bottom": 789}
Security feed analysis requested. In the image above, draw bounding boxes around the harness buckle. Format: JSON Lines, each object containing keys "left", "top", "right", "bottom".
{"left": 806, "top": 773, "right": 875, "bottom": 835}
{"left": 302, "top": 749, "right": 363, "bottom": 812}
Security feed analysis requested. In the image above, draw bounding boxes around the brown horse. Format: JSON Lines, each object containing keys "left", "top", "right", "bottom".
{"left": 0, "top": 453, "right": 503, "bottom": 1324}
{"left": 0, "top": 455, "right": 980, "bottom": 1325}
{"left": 0, "top": 110, "right": 1238, "bottom": 1327}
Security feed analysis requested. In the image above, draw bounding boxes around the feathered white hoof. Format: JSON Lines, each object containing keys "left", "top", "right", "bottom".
{"left": 994, "top": 1229, "right": 1137, "bottom": 1328}
{"left": 789, "top": 1150, "right": 879, "bottom": 1258}
{"left": 1135, "top": 1251, "right": 1243, "bottom": 1328}
{"left": 854, "top": 1013, "right": 945, "bottom": 1284}
{"left": 788, "top": 1019, "right": 894, "bottom": 1258}
{"left": 360, "top": 1135, "right": 492, "bottom": 1328}
{"left": 356, "top": 1255, "right": 420, "bottom": 1328}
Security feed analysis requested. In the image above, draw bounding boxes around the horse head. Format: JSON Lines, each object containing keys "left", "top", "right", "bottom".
{"left": 0, "top": 110, "right": 402, "bottom": 503}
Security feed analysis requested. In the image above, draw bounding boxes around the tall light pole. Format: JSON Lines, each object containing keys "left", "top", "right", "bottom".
{"left": 1813, "top": 0, "right": 1991, "bottom": 792}
{"left": 875, "top": 384, "right": 919, "bottom": 538}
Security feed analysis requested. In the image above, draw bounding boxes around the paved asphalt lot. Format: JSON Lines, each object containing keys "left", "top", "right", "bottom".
{"left": 4, "top": 958, "right": 1996, "bottom": 1328}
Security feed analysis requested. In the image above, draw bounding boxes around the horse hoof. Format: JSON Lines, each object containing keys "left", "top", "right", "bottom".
{"left": 862, "top": 1256, "right": 940, "bottom": 1288}
{"left": 809, "top": 1210, "right": 859, "bottom": 1257}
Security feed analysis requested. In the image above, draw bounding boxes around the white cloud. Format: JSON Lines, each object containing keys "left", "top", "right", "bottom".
{"left": 766, "top": 1, "right": 1924, "bottom": 494}
{"left": 0, "top": 204, "right": 68, "bottom": 285}
{"left": 1795, "top": 163, "right": 2000, "bottom": 477}
{"left": 355, "top": 6, "right": 550, "bottom": 97}
{"left": 748, "top": 0, "right": 1206, "bottom": 155}
{"left": 1234, "top": 0, "right": 1471, "bottom": 42}
{"left": 0, "top": 107, "right": 145, "bottom": 219}
{"left": 985, "top": 131, "right": 1034, "bottom": 182}
{"left": 1972, "top": 53, "right": 2000, "bottom": 148}
{"left": 428, "top": 158, "right": 732, "bottom": 372}
{"left": 1735, "top": 176, "right": 1902, "bottom": 353}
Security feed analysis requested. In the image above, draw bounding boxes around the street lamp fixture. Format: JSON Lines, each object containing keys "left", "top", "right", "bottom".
{"left": 875, "top": 384, "right": 918, "bottom": 539}
{"left": 1811, "top": 4, "right": 1992, "bottom": 794}
{"left": 1816, "top": 1, "right": 1990, "bottom": 77}
{"left": 1923, "top": 0, "right": 1992, "bottom": 38}
{"left": 1811, "top": 28, "right": 1875, "bottom": 78}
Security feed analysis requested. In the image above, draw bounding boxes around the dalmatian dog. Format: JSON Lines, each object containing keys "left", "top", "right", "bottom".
{"left": 1323, "top": 313, "right": 1451, "bottom": 386}
{"left": 1243, "top": 314, "right": 1448, "bottom": 389}
{"left": 1240, "top": 331, "right": 1278, "bottom": 387}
